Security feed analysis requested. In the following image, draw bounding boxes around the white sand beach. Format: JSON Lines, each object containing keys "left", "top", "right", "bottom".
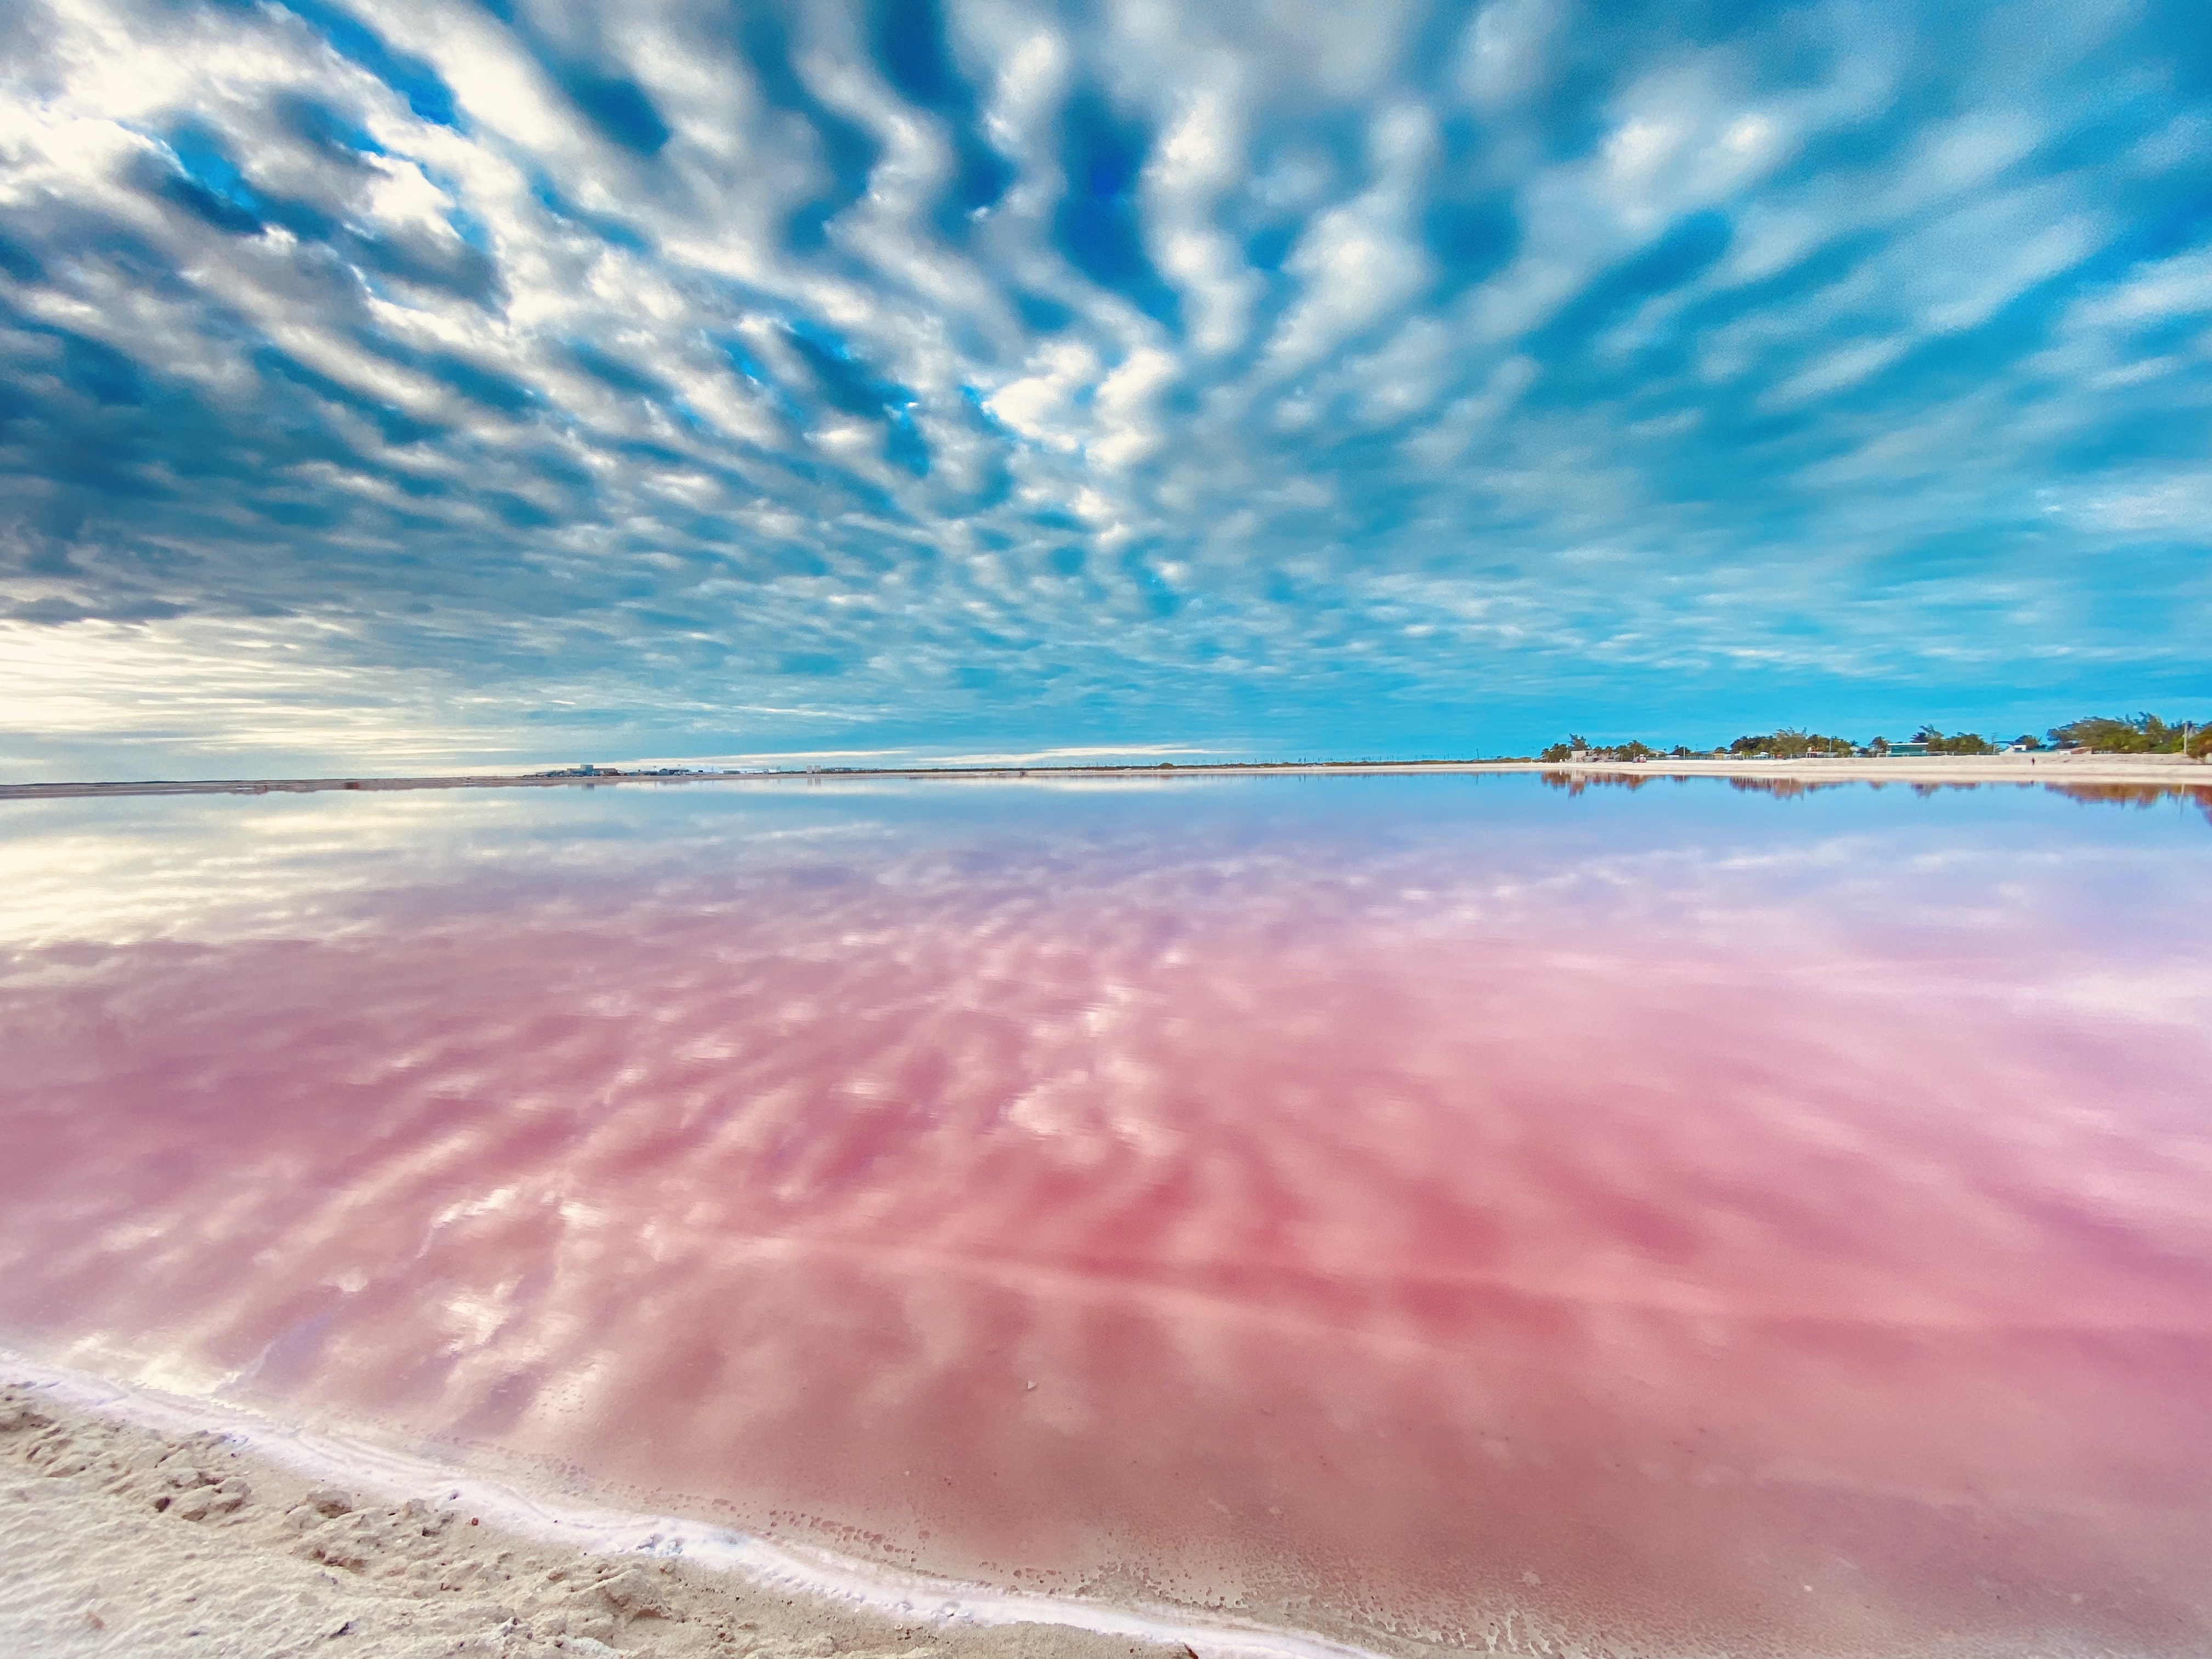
{"left": 0, "top": 1380, "right": 1211, "bottom": 1659}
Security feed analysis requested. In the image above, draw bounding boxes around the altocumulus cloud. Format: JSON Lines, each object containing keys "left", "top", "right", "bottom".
{"left": 0, "top": 0, "right": 2208, "bottom": 776}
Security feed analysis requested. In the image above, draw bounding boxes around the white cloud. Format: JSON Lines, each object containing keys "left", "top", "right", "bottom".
{"left": 984, "top": 337, "right": 1102, "bottom": 448}
{"left": 2050, "top": 475, "right": 2212, "bottom": 535}
{"left": 1088, "top": 346, "right": 1178, "bottom": 468}
{"left": 1765, "top": 335, "right": 1910, "bottom": 404}
{"left": 1143, "top": 88, "right": 1262, "bottom": 356}
{"left": 1884, "top": 109, "right": 2042, "bottom": 215}
{"left": 1260, "top": 103, "right": 1435, "bottom": 378}
{"left": 0, "top": 0, "right": 2205, "bottom": 777}
{"left": 2067, "top": 247, "right": 2212, "bottom": 329}
{"left": 1454, "top": 0, "right": 1558, "bottom": 109}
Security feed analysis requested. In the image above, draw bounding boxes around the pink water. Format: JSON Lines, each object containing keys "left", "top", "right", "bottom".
{"left": 3, "top": 777, "right": 2209, "bottom": 1655}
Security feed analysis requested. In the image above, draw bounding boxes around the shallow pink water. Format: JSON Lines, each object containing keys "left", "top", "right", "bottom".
{"left": 3, "top": 778, "right": 2209, "bottom": 1655}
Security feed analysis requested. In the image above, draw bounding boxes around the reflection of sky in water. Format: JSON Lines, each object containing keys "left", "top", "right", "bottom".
{"left": 2, "top": 777, "right": 2209, "bottom": 1656}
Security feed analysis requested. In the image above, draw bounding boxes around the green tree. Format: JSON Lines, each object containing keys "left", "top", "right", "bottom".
{"left": 2047, "top": 713, "right": 2205, "bottom": 754}
{"left": 1914, "top": 726, "right": 1998, "bottom": 755}
{"left": 1729, "top": 727, "right": 1857, "bottom": 758}
{"left": 1542, "top": 734, "right": 1661, "bottom": 761}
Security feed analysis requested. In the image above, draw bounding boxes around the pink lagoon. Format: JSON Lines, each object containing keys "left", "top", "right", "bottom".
{"left": 2, "top": 773, "right": 2208, "bottom": 1658}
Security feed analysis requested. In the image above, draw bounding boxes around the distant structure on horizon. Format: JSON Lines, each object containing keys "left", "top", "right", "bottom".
{"left": 529, "top": 763, "right": 710, "bottom": 780}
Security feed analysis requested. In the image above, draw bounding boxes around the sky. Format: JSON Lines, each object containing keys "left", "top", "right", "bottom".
{"left": 0, "top": 0, "right": 2207, "bottom": 779}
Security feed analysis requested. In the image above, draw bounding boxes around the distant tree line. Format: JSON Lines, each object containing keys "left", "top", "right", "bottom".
{"left": 2047, "top": 713, "right": 2208, "bottom": 756}
{"left": 1537, "top": 712, "right": 2208, "bottom": 763}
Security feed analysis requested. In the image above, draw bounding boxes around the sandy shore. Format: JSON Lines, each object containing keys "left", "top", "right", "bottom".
{"left": 0, "top": 1376, "right": 1250, "bottom": 1659}
{"left": 1, "top": 753, "right": 2205, "bottom": 800}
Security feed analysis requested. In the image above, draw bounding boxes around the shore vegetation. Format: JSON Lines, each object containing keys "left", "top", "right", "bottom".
{"left": 2050, "top": 713, "right": 2210, "bottom": 758}
{"left": 1536, "top": 712, "right": 2207, "bottom": 761}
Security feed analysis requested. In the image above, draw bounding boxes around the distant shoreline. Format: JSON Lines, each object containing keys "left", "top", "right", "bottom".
{"left": 2, "top": 752, "right": 2208, "bottom": 801}
{"left": 4, "top": 753, "right": 2210, "bottom": 800}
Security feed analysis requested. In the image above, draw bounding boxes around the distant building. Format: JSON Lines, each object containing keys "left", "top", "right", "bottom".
{"left": 529, "top": 761, "right": 708, "bottom": 780}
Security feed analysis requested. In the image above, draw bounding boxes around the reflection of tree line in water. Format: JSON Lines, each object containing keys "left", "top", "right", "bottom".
{"left": 1538, "top": 770, "right": 2212, "bottom": 823}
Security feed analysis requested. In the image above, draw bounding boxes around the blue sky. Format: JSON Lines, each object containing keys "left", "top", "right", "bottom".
{"left": 0, "top": 0, "right": 2207, "bottom": 777}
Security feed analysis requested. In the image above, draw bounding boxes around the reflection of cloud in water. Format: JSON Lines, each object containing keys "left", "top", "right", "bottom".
{"left": 1, "top": 777, "right": 2209, "bottom": 1655}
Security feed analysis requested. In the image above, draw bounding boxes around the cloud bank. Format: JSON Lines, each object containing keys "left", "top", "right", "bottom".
{"left": 1, "top": 0, "right": 2207, "bottom": 775}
